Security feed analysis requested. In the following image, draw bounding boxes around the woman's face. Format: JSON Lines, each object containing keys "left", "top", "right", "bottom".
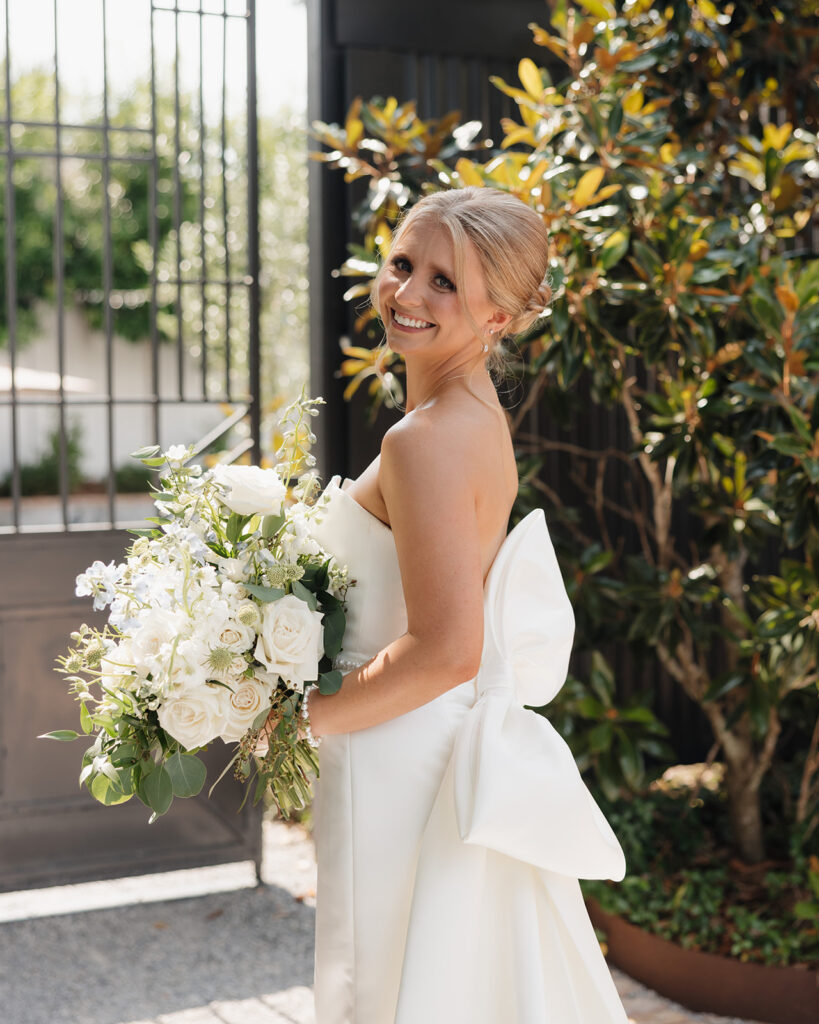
{"left": 376, "top": 218, "right": 503, "bottom": 361}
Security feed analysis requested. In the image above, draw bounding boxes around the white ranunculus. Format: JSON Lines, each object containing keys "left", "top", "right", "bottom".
{"left": 158, "top": 688, "right": 224, "bottom": 750}
{"left": 211, "top": 464, "right": 286, "bottom": 517}
{"left": 220, "top": 675, "right": 273, "bottom": 742}
{"left": 254, "top": 594, "right": 324, "bottom": 691}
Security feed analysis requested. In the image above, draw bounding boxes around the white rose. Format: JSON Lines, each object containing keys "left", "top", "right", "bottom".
{"left": 158, "top": 688, "right": 224, "bottom": 750}
{"left": 254, "top": 594, "right": 324, "bottom": 691}
{"left": 212, "top": 464, "right": 286, "bottom": 517}
{"left": 216, "top": 616, "right": 256, "bottom": 653}
{"left": 219, "top": 675, "right": 273, "bottom": 742}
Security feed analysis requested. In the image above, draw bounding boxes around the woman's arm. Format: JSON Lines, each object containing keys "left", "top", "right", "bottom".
{"left": 307, "top": 412, "right": 485, "bottom": 737}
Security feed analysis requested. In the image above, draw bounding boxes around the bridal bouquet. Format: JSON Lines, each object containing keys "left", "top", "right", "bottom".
{"left": 42, "top": 393, "right": 350, "bottom": 821}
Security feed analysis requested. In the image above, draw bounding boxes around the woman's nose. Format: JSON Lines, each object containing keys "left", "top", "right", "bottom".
{"left": 394, "top": 274, "right": 423, "bottom": 306}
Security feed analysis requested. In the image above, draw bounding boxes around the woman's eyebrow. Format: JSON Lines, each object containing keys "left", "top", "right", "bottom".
{"left": 430, "top": 263, "right": 455, "bottom": 280}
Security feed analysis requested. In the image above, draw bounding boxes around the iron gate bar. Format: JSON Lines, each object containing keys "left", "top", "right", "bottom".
{"left": 52, "top": 0, "right": 69, "bottom": 531}
{"left": 150, "top": 0, "right": 161, "bottom": 443}
{"left": 2, "top": 0, "right": 20, "bottom": 529}
{"left": 198, "top": 8, "right": 206, "bottom": 398}
{"left": 102, "top": 0, "right": 116, "bottom": 526}
{"left": 0, "top": 398, "right": 255, "bottom": 408}
{"left": 0, "top": 149, "right": 155, "bottom": 161}
{"left": 221, "top": 0, "right": 232, "bottom": 400}
{"left": 246, "top": 0, "right": 261, "bottom": 465}
{"left": 172, "top": 3, "right": 184, "bottom": 400}
{"left": 6, "top": 120, "right": 153, "bottom": 135}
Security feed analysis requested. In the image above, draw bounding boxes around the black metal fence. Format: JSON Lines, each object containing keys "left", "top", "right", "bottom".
{"left": 0, "top": 0, "right": 262, "bottom": 891}
{"left": 1, "top": 0, "right": 261, "bottom": 535}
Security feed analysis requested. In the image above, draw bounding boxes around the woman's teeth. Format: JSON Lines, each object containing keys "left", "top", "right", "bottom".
{"left": 393, "top": 310, "right": 433, "bottom": 329}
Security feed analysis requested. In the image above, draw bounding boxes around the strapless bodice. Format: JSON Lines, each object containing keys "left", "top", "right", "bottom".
{"left": 310, "top": 474, "right": 408, "bottom": 671}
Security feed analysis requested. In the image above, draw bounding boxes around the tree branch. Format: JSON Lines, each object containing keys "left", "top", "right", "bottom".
{"left": 796, "top": 712, "right": 819, "bottom": 826}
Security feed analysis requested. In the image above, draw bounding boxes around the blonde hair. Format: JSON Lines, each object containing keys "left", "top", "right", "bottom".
{"left": 372, "top": 186, "right": 552, "bottom": 376}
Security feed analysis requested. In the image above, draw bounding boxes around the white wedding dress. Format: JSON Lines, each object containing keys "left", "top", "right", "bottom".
{"left": 309, "top": 475, "right": 629, "bottom": 1024}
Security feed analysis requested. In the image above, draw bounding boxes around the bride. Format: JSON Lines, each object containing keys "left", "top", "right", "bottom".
{"left": 294, "top": 187, "right": 628, "bottom": 1023}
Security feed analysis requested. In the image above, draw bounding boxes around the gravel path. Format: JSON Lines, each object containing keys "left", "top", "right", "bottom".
{"left": 0, "top": 819, "right": 763, "bottom": 1024}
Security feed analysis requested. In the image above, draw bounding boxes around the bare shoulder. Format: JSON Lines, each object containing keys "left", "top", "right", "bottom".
{"left": 381, "top": 388, "right": 505, "bottom": 489}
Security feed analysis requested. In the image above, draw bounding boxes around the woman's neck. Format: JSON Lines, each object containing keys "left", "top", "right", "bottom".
{"left": 405, "top": 357, "right": 489, "bottom": 413}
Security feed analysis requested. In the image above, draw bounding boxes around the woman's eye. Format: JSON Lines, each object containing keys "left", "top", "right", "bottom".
{"left": 393, "top": 256, "right": 411, "bottom": 272}
{"left": 435, "top": 274, "right": 455, "bottom": 291}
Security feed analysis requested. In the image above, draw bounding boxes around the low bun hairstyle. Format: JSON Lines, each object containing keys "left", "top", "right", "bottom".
{"left": 373, "top": 186, "right": 552, "bottom": 372}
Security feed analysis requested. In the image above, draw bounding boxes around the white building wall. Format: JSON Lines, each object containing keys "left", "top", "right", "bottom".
{"left": 0, "top": 303, "right": 229, "bottom": 481}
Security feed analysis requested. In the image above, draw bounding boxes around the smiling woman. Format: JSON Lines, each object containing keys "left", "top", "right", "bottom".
{"left": 300, "top": 186, "right": 630, "bottom": 1023}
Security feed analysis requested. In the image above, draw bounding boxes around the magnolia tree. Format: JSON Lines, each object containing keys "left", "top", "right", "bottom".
{"left": 312, "top": 0, "right": 819, "bottom": 864}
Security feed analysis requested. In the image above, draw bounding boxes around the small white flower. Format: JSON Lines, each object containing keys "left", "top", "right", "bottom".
{"left": 76, "top": 560, "right": 122, "bottom": 611}
{"left": 163, "top": 444, "right": 190, "bottom": 465}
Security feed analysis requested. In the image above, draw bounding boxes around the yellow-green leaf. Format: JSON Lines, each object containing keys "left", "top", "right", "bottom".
{"left": 594, "top": 183, "right": 622, "bottom": 202}
{"left": 489, "top": 75, "right": 537, "bottom": 105}
{"left": 600, "top": 229, "right": 629, "bottom": 269}
{"left": 573, "top": 167, "right": 606, "bottom": 208}
{"left": 455, "top": 158, "right": 485, "bottom": 187}
{"left": 576, "top": 0, "right": 615, "bottom": 20}
{"left": 518, "top": 58, "right": 544, "bottom": 100}
{"left": 623, "top": 87, "right": 643, "bottom": 115}
{"left": 501, "top": 124, "right": 536, "bottom": 149}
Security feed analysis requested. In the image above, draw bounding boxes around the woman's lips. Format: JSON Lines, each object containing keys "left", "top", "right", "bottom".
{"left": 391, "top": 307, "right": 435, "bottom": 331}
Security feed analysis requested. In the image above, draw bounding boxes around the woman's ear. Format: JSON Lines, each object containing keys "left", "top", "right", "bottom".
{"left": 484, "top": 310, "right": 512, "bottom": 335}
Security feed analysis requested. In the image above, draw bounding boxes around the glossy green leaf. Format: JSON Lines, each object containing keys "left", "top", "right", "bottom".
{"left": 291, "top": 579, "right": 318, "bottom": 610}
{"left": 318, "top": 669, "right": 343, "bottom": 695}
{"left": 138, "top": 765, "right": 174, "bottom": 816}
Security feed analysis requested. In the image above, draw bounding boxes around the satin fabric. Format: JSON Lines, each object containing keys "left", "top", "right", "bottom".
{"left": 309, "top": 476, "right": 628, "bottom": 1024}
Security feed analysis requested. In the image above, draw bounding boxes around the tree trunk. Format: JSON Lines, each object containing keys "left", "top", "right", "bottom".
{"left": 723, "top": 741, "right": 766, "bottom": 863}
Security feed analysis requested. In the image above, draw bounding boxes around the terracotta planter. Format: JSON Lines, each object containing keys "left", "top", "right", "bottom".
{"left": 586, "top": 899, "right": 819, "bottom": 1024}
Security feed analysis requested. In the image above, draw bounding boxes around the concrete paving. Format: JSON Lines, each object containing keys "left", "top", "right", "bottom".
{"left": 0, "top": 820, "right": 763, "bottom": 1024}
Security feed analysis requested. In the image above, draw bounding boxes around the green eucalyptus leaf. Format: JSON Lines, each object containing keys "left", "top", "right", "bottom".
{"left": 226, "top": 512, "right": 248, "bottom": 546}
{"left": 38, "top": 730, "right": 80, "bottom": 741}
{"left": 291, "top": 579, "right": 318, "bottom": 610}
{"left": 90, "top": 771, "right": 132, "bottom": 806}
{"left": 318, "top": 669, "right": 343, "bottom": 695}
{"left": 322, "top": 606, "right": 346, "bottom": 660}
{"left": 165, "top": 752, "right": 207, "bottom": 798}
{"left": 130, "top": 445, "right": 161, "bottom": 460}
{"left": 138, "top": 764, "right": 174, "bottom": 815}
{"left": 79, "top": 703, "right": 93, "bottom": 734}
{"left": 262, "top": 511, "right": 286, "bottom": 538}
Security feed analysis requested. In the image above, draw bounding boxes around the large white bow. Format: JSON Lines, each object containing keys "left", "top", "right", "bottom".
{"left": 452, "top": 508, "right": 626, "bottom": 881}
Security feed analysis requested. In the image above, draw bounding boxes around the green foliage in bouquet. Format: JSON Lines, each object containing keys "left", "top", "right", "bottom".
{"left": 41, "top": 393, "right": 350, "bottom": 822}
{"left": 314, "top": 0, "right": 819, "bottom": 864}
